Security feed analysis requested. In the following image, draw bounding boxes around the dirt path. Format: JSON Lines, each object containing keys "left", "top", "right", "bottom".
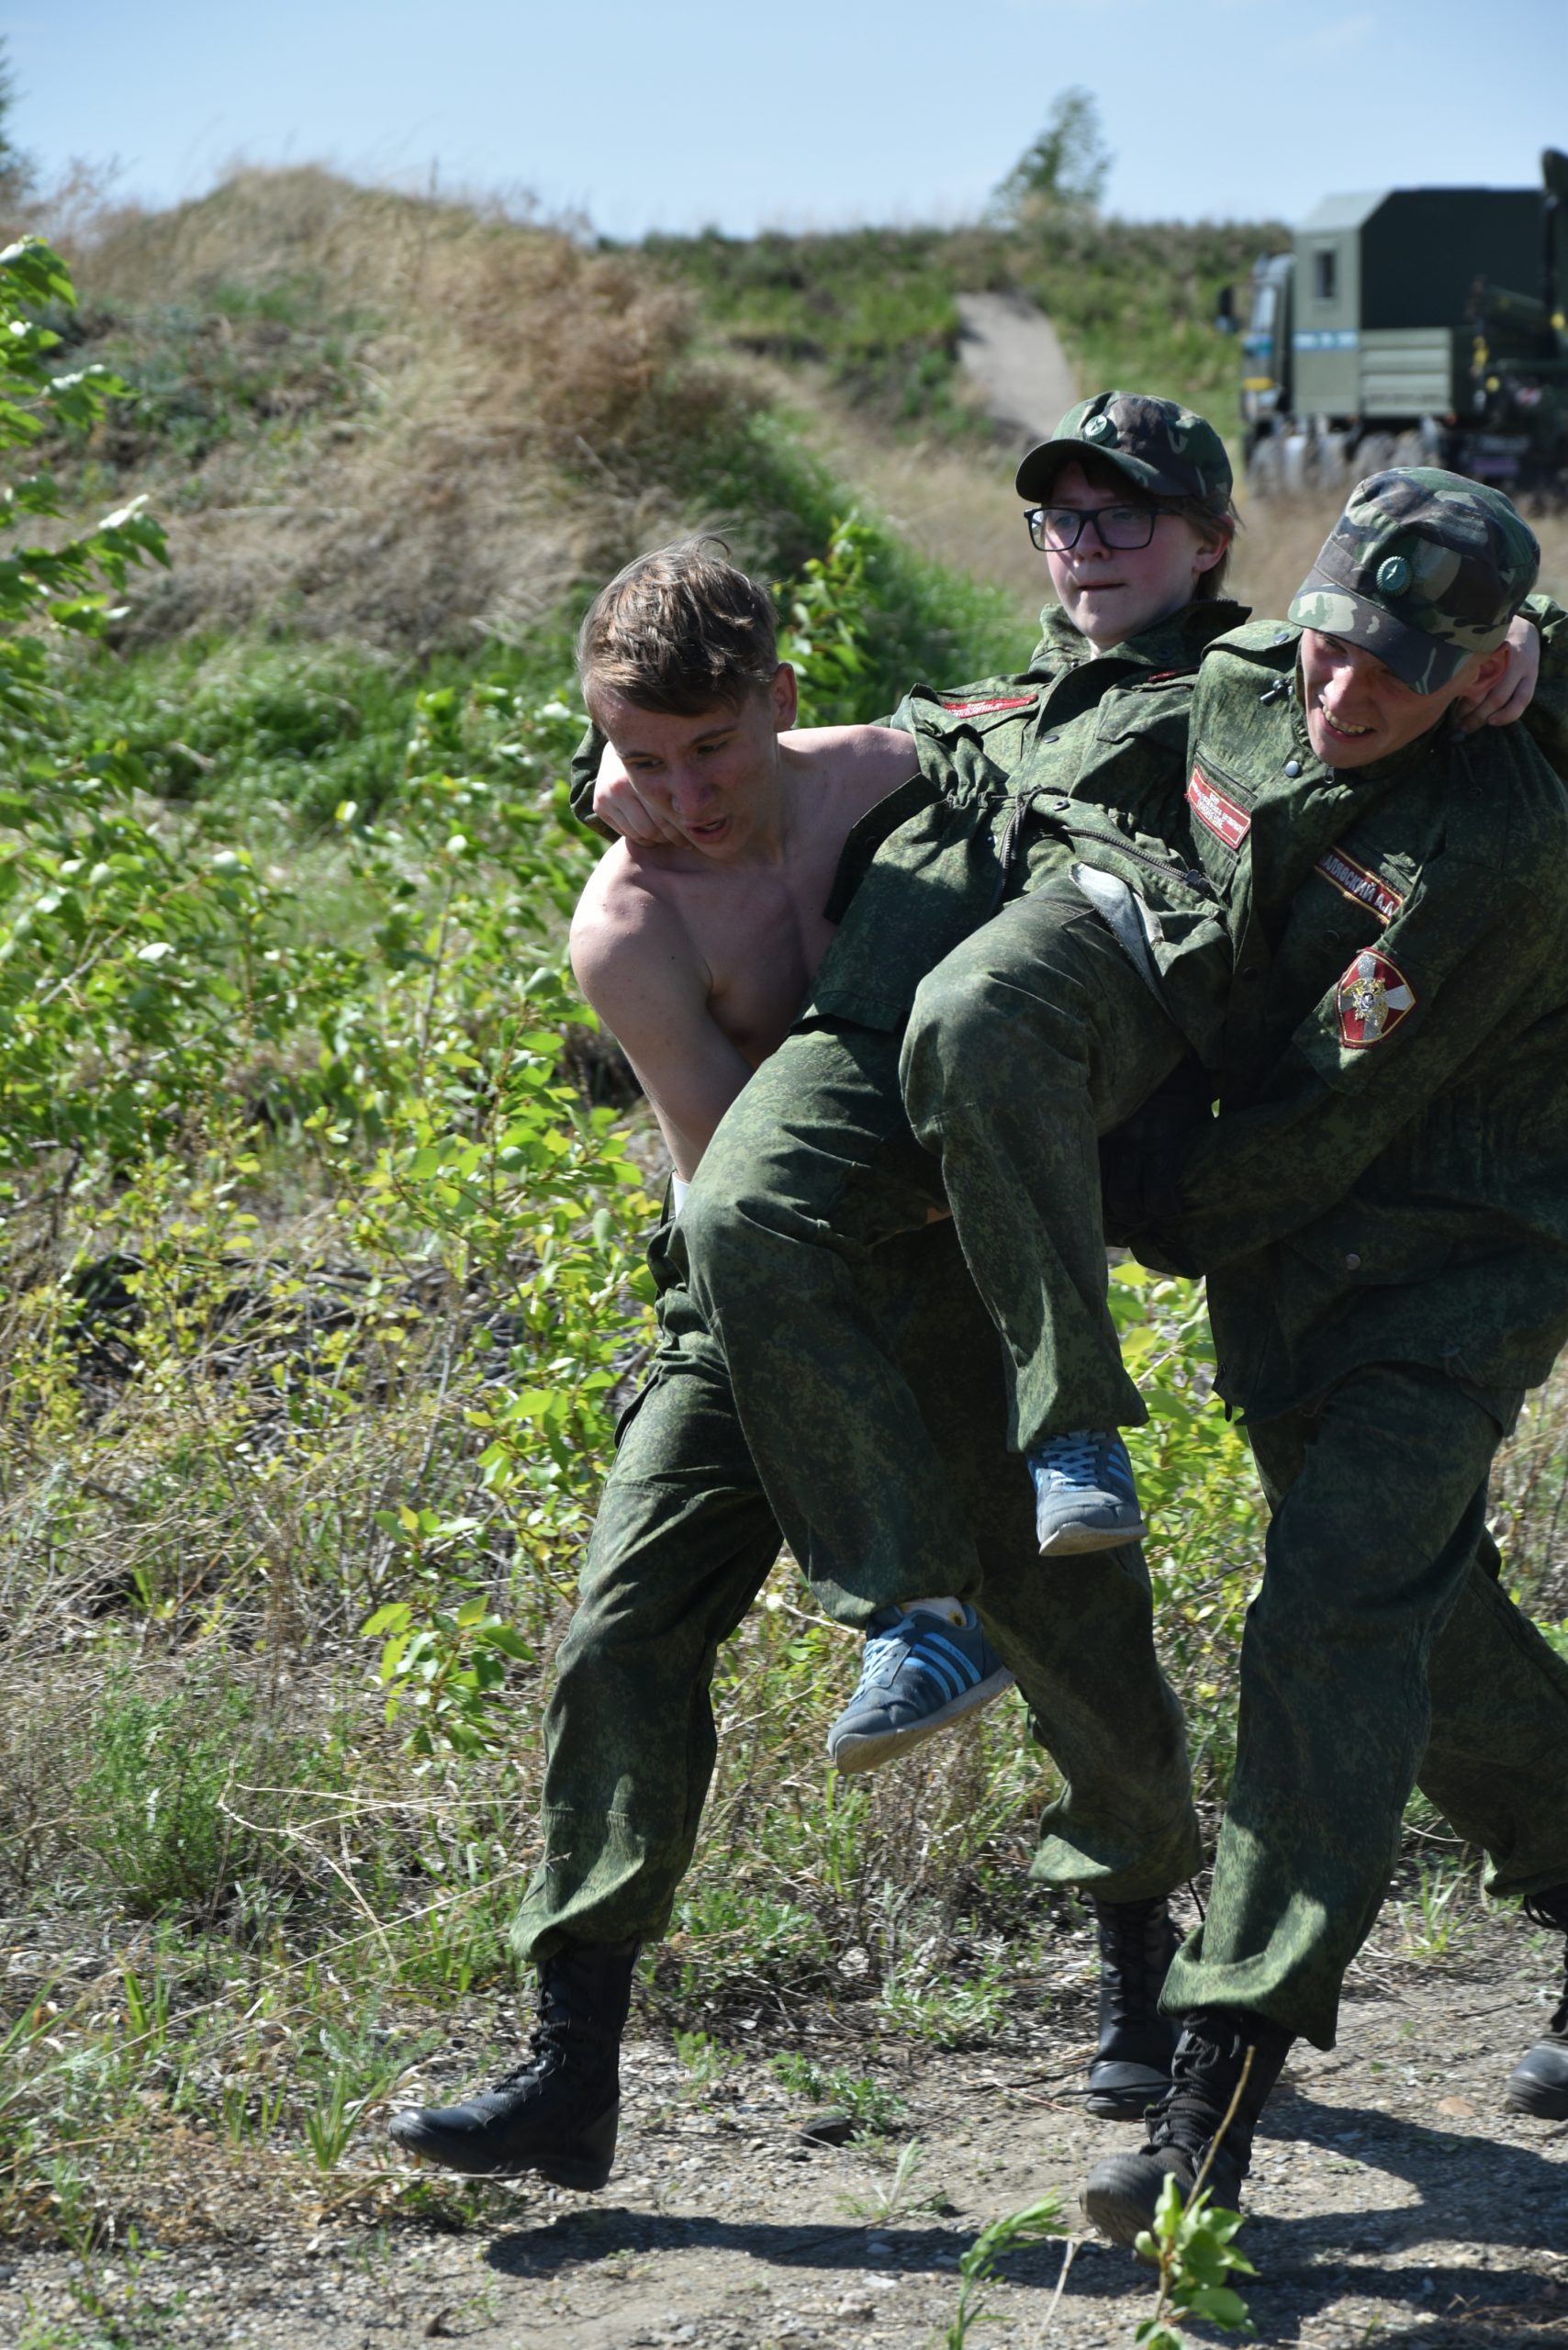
{"left": 10, "top": 1908, "right": 1567, "bottom": 2347}
{"left": 954, "top": 292, "right": 1078, "bottom": 451}
{"left": 747, "top": 290, "right": 1085, "bottom": 624}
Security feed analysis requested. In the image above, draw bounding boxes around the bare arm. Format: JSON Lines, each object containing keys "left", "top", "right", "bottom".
{"left": 1455, "top": 610, "right": 1540, "bottom": 733}
{"left": 570, "top": 856, "right": 755, "bottom": 1179}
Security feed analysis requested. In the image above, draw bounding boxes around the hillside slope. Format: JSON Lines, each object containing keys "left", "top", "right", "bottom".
{"left": 44, "top": 169, "right": 757, "bottom": 653}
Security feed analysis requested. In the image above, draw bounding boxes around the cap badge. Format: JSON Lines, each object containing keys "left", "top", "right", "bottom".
{"left": 1083, "top": 414, "right": 1114, "bottom": 442}
{"left": 1375, "top": 554, "right": 1411, "bottom": 596}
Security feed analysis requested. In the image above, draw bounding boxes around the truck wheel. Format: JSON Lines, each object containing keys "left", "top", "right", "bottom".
{"left": 1247, "top": 436, "right": 1283, "bottom": 495}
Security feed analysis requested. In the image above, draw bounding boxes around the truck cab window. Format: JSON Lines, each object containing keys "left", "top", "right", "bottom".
{"left": 1313, "top": 248, "right": 1338, "bottom": 302}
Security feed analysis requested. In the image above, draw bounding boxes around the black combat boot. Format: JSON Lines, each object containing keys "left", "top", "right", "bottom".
{"left": 387, "top": 1937, "right": 638, "bottom": 2186}
{"left": 1505, "top": 1885, "right": 1568, "bottom": 2120}
{"left": 1082, "top": 2005, "right": 1294, "bottom": 2247}
{"left": 1086, "top": 1895, "right": 1181, "bottom": 2121}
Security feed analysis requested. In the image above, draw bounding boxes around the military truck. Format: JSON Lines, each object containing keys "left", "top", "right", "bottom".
{"left": 1229, "top": 149, "right": 1567, "bottom": 496}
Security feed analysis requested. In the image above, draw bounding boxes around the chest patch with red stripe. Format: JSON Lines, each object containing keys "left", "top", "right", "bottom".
{"left": 940, "top": 693, "right": 1037, "bottom": 717}
{"left": 1187, "top": 765, "right": 1251, "bottom": 850}
{"left": 1316, "top": 845, "right": 1404, "bottom": 927}
{"left": 1337, "top": 947, "right": 1416, "bottom": 1047}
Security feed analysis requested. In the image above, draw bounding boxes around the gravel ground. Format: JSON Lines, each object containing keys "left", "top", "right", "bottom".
{"left": 8, "top": 1913, "right": 1568, "bottom": 2348}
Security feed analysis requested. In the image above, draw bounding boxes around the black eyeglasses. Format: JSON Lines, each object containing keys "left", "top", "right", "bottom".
{"left": 1025, "top": 503, "right": 1160, "bottom": 554}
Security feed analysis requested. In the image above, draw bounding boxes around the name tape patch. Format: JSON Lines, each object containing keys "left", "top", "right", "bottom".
{"left": 1316, "top": 845, "right": 1404, "bottom": 927}
{"left": 940, "top": 693, "right": 1037, "bottom": 718}
{"left": 1337, "top": 947, "right": 1416, "bottom": 1048}
{"left": 1187, "top": 766, "right": 1251, "bottom": 850}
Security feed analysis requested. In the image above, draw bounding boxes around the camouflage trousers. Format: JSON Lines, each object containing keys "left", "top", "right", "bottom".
{"left": 676, "top": 885, "right": 1190, "bottom": 1614}
{"left": 1164, "top": 1363, "right": 1568, "bottom": 2048}
{"left": 512, "top": 1215, "right": 1203, "bottom": 1964}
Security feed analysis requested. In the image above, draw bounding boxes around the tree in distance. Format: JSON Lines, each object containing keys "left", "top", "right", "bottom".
{"left": 0, "top": 39, "right": 37, "bottom": 207}
{"left": 991, "top": 86, "right": 1112, "bottom": 223}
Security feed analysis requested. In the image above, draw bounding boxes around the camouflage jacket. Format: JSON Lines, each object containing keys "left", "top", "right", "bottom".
{"left": 799, "top": 599, "right": 1247, "bottom": 1035}
{"left": 1152, "top": 621, "right": 1568, "bottom": 1422}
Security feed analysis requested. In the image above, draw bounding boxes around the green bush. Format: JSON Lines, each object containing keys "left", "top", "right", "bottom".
{"left": 78, "top": 1675, "right": 344, "bottom": 1918}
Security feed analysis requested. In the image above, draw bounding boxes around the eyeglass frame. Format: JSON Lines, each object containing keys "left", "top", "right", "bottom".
{"left": 1025, "top": 501, "right": 1164, "bottom": 554}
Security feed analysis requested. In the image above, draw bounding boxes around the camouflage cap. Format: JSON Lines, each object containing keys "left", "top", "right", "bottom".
{"left": 1288, "top": 467, "right": 1540, "bottom": 693}
{"left": 1015, "top": 390, "right": 1233, "bottom": 508}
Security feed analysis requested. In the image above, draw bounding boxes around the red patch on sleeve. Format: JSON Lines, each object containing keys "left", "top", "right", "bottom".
{"left": 1187, "top": 766, "right": 1251, "bottom": 850}
{"left": 939, "top": 693, "right": 1038, "bottom": 717}
{"left": 1337, "top": 948, "right": 1416, "bottom": 1046}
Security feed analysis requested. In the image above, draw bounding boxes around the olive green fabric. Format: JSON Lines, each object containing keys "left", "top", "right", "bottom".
{"left": 514, "top": 1214, "right": 1203, "bottom": 1963}
{"left": 1162, "top": 1369, "right": 1568, "bottom": 2048}
{"left": 676, "top": 605, "right": 1239, "bottom": 1601}
{"left": 808, "top": 600, "right": 1237, "bottom": 1049}
{"left": 678, "top": 902, "right": 1192, "bottom": 1607}
{"left": 1134, "top": 622, "right": 1568, "bottom": 1422}
{"left": 1132, "top": 624, "right": 1568, "bottom": 2048}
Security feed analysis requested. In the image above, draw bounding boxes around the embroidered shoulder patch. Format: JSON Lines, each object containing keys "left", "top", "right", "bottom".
{"left": 1316, "top": 845, "right": 1405, "bottom": 927}
{"left": 939, "top": 693, "right": 1037, "bottom": 718}
{"left": 1187, "top": 765, "right": 1251, "bottom": 850}
{"left": 1337, "top": 948, "right": 1416, "bottom": 1047}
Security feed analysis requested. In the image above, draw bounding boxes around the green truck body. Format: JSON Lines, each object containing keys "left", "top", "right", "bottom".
{"left": 1239, "top": 157, "right": 1568, "bottom": 494}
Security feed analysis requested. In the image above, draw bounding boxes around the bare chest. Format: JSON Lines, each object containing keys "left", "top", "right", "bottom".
{"left": 671, "top": 861, "right": 840, "bottom": 1067}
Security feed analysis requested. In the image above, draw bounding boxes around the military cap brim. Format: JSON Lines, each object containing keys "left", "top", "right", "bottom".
{"left": 1287, "top": 566, "right": 1495, "bottom": 695}
{"left": 1016, "top": 434, "right": 1179, "bottom": 504}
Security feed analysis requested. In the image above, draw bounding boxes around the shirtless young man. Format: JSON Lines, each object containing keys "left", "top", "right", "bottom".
{"left": 568, "top": 543, "right": 1016, "bottom": 1732}
{"left": 569, "top": 558, "right": 913, "bottom": 1186}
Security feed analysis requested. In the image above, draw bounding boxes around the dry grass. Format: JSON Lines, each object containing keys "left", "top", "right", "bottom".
{"left": 1230, "top": 486, "right": 1568, "bottom": 619}
{"left": 40, "top": 168, "right": 761, "bottom": 652}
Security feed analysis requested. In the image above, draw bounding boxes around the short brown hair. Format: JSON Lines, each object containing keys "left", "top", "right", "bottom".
{"left": 577, "top": 539, "right": 779, "bottom": 715}
{"left": 1047, "top": 447, "right": 1239, "bottom": 601}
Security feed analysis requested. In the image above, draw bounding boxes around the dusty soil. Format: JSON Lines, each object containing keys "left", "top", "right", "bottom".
{"left": 953, "top": 294, "right": 1079, "bottom": 453}
{"left": 9, "top": 1908, "right": 1567, "bottom": 2348}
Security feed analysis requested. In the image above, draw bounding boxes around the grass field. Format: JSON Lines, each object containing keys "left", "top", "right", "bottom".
{"left": 4, "top": 170, "right": 1567, "bottom": 2340}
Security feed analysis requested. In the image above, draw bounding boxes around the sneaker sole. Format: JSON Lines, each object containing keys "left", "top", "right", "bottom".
{"left": 1081, "top": 2155, "right": 1170, "bottom": 2251}
{"left": 829, "top": 1666, "right": 1015, "bottom": 1775}
{"left": 1038, "top": 1516, "right": 1147, "bottom": 1558}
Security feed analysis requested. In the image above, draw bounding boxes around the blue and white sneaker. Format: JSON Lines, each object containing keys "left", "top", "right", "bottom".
{"left": 825, "top": 1606, "right": 1014, "bottom": 1775}
{"left": 1028, "top": 1429, "right": 1146, "bottom": 1555}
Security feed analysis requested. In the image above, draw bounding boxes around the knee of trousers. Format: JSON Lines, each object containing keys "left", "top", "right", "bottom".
{"left": 675, "top": 1172, "right": 790, "bottom": 1310}
{"left": 902, "top": 955, "right": 1086, "bottom": 1146}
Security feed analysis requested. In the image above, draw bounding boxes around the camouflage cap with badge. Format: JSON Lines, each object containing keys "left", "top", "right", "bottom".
{"left": 1015, "top": 390, "right": 1234, "bottom": 508}
{"left": 1289, "top": 467, "right": 1540, "bottom": 694}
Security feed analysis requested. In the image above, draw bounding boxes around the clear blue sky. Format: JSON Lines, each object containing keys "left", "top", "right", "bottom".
{"left": 9, "top": 1, "right": 1565, "bottom": 239}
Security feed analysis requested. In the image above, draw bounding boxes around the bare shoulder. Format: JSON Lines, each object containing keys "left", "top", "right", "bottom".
{"left": 569, "top": 841, "right": 699, "bottom": 1006}
{"left": 785, "top": 722, "right": 917, "bottom": 819}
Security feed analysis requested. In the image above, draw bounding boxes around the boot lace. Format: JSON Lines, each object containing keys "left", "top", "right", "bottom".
{"left": 1148, "top": 2020, "right": 1243, "bottom": 2161}
{"left": 1096, "top": 1897, "right": 1172, "bottom": 2029}
{"left": 491, "top": 1959, "right": 622, "bottom": 2092}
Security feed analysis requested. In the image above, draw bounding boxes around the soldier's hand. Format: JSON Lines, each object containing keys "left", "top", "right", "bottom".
{"left": 1455, "top": 613, "right": 1540, "bottom": 732}
{"left": 592, "top": 746, "right": 687, "bottom": 845}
